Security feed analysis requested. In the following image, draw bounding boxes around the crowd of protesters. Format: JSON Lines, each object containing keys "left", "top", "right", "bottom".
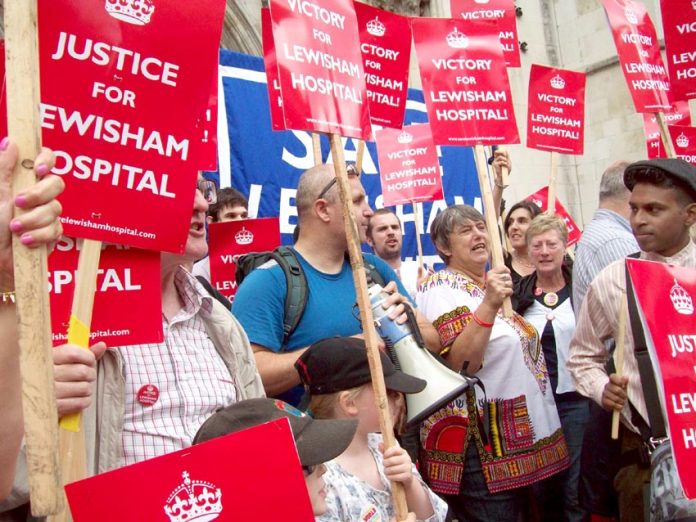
{"left": 1, "top": 135, "right": 695, "bottom": 522}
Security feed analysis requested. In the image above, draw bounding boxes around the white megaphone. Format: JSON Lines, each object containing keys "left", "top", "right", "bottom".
{"left": 368, "top": 284, "right": 471, "bottom": 427}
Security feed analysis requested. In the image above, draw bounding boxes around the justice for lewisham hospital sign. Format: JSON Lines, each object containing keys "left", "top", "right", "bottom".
{"left": 627, "top": 259, "right": 696, "bottom": 500}
{"left": 38, "top": 0, "right": 224, "bottom": 253}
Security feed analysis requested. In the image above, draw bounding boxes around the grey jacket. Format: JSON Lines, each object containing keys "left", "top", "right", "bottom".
{"left": 1, "top": 299, "right": 265, "bottom": 519}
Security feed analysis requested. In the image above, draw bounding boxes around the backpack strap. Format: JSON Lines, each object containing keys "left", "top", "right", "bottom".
{"left": 195, "top": 276, "right": 232, "bottom": 310}
{"left": 362, "top": 255, "right": 386, "bottom": 287}
{"left": 273, "top": 246, "right": 307, "bottom": 351}
{"left": 624, "top": 254, "right": 667, "bottom": 440}
{"left": 273, "top": 250, "right": 385, "bottom": 350}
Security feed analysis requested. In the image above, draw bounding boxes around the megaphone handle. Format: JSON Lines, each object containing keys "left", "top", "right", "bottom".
{"left": 403, "top": 304, "right": 426, "bottom": 349}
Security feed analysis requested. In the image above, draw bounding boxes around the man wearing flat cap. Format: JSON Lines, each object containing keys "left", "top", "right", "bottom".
{"left": 568, "top": 158, "right": 696, "bottom": 520}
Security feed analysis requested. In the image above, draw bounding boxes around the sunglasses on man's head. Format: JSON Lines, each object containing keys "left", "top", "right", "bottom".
{"left": 316, "top": 163, "right": 359, "bottom": 201}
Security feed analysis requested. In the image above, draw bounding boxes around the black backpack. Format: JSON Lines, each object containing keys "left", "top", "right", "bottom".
{"left": 235, "top": 246, "right": 385, "bottom": 349}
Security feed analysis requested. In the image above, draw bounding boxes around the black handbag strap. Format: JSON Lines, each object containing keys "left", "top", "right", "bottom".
{"left": 624, "top": 255, "right": 667, "bottom": 439}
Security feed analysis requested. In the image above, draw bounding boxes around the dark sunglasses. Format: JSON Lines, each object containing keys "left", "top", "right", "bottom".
{"left": 316, "top": 163, "right": 359, "bottom": 201}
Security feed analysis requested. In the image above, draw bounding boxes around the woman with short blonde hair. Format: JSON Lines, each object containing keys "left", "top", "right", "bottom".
{"left": 514, "top": 213, "right": 588, "bottom": 521}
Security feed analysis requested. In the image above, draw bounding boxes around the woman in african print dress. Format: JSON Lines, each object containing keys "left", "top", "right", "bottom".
{"left": 415, "top": 205, "right": 569, "bottom": 522}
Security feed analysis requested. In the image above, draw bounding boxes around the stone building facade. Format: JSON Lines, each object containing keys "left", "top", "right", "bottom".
{"left": 225, "top": 0, "right": 694, "bottom": 227}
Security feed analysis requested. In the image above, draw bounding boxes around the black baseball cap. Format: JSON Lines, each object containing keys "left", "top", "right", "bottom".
{"left": 193, "top": 398, "right": 357, "bottom": 467}
{"left": 624, "top": 158, "right": 696, "bottom": 199}
{"left": 295, "top": 337, "right": 426, "bottom": 395}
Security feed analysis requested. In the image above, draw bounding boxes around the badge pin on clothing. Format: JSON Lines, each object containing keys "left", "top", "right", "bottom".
{"left": 137, "top": 384, "right": 160, "bottom": 406}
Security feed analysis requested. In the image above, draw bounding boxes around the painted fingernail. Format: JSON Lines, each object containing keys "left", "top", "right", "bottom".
{"left": 0, "top": 137, "right": 8, "bottom": 151}
{"left": 9, "top": 219, "right": 22, "bottom": 233}
{"left": 14, "top": 195, "right": 27, "bottom": 208}
{"left": 20, "top": 234, "right": 34, "bottom": 246}
{"left": 36, "top": 163, "right": 50, "bottom": 177}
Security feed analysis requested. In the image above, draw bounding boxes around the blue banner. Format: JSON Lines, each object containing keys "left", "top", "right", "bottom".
{"left": 213, "top": 50, "right": 484, "bottom": 265}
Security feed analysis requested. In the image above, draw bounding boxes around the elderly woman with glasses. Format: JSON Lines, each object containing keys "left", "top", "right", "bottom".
{"left": 415, "top": 205, "right": 569, "bottom": 522}
{"left": 512, "top": 214, "right": 588, "bottom": 522}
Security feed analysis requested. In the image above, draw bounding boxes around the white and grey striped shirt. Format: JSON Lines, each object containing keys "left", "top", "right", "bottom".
{"left": 572, "top": 209, "right": 638, "bottom": 312}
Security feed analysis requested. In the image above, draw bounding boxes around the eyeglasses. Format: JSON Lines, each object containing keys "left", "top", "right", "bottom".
{"left": 316, "top": 164, "right": 359, "bottom": 201}
{"left": 198, "top": 179, "right": 217, "bottom": 204}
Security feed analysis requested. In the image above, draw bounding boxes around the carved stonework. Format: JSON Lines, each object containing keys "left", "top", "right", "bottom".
{"left": 221, "top": 2, "right": 262, "bottom": 55}
{"left": 362, "top": 0, "right": 429, "bottom": 17}
{"left": 219, "top": 0, "right": 432, "bottom": 54}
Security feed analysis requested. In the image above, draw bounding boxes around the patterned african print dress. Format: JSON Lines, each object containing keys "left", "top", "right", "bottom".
{"left": 415, "top": 269, "right": 570, "bottom": 495}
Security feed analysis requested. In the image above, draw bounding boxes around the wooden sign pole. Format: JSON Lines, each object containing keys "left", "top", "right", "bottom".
{"left": 547, "top": 151, "right": 559, "bottom": 215}
{"left": 312, "top": 133, "right": 322, "bottom": 165}
{"left": 355, "top": 139, "right": 365, "bottom": 174}
{"left": 611, "top": 290, "right": 627, "bottom": 440}
{"left": 496, "top": 145, "right": 510, "bottom": 186}
{"left": 329, "top": 133, "right": 409, "bottom": 520}
{"left": 50, "top": 240, "right": 102, "bottom": 522}
{"left": 473, "top": 145, "right": 513, "bottom": 317}
{"left": 411, "top": 200, "right": 425, "bottom": 281}
{"left": 4, "top": 1, "right": 64, "bottom": 515}
{"left": 655, "top": 112, "right": 677, "bottom": 159}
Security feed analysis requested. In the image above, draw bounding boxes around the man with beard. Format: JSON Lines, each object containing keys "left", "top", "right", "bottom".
{"left": 366, "top": 208, "right": 431, "bottom": 299}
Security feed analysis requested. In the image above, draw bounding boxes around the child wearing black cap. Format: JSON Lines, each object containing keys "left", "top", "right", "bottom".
{"left": 295, "top": 337, "right": 447, "bottom": 522}
{"left": 194, "top": 397, "right": 358, "bottom": 517}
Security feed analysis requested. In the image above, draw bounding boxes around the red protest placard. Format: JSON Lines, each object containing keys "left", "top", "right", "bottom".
{"left": 49, "top": 237, "right": 162, "bottom": 347}
{"left": 642, "top": 101, "right": 691, "bottom": 158}
{"left": 269, "top": 0, "right": 370, "bottom": 140}
{"left": 376, "top": 124, "right": 443, "bottom": 206}
{"left": 527, "top": 64, "right": 586, "bottom": 155}
{"left": 354, "top": 2, "right": 411, "bottom": 129}
{"left": 209, "top": 218, "right": 281, "bottom": 302}
{"left": 601, "top": 0, "right": 672, "bottom": 113}
{"left": 626, "top": 259, "right": 696, "bottom": 500}
{"left": 669, "top": 125, "right": 696, "bottom": 165}
{"left": 262, "top": 7, "right": 286, "bottom": 131}
{"left": 450, "top": 0, "right": 521, "bottom": 67}
{"left": 411, "top": 17, "right": 519, "bottom": 146}
{"left": 526, "top": 187, "right": 582, "bottom": 247}
{"left": 65, "top": 418, "right": 316, "bottom": 521}
{"left": 38, "top": 0, "right": 225, "bottom": 253}
{"left": 660, "top": 0, "right": 696, "bottom": 101}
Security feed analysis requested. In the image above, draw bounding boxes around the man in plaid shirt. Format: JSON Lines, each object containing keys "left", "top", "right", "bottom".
{"left": 1, "top": 177, "right": 264, "bottom": 519}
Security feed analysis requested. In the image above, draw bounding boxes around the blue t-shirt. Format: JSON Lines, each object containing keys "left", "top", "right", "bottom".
{"left": 232, "top": 249, "right": 410, "bottom": 405}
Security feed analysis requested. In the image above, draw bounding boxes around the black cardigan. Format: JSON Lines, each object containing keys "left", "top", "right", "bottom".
{"left": 512, "top": 262, "right": 574, "bottom": 316}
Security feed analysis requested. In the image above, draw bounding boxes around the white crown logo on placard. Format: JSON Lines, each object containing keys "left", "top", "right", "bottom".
{"left": 105, "top": 0, "right": 155, "bottom": 25}
{"left": 397, "top": 131, "right": 413, "bottom": 144}
{"left": 625, "top": 8, "right": 638, "bottom": 25}
{"left": 676, "top": 133, "right": 689, "bottom": 148}
{"left": 446, "top": 28, "right": 469, "bottom": 49}
{"left": 550, "top": 75, "right": 566, "bottom": 89}
{"left": 474, "top": 0, "right": 490, "bottom": 4}
{"left": 366, "top": 17, "right": 386, "bottom": 37}
{"left": 235, "top": 227, "right": 254, "bottom": 245}
{"left": 670, "top": 279, "right": 694, "bottom": 315}
{"left": 163, "top": 471, "right": 223, "bottom": 522}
